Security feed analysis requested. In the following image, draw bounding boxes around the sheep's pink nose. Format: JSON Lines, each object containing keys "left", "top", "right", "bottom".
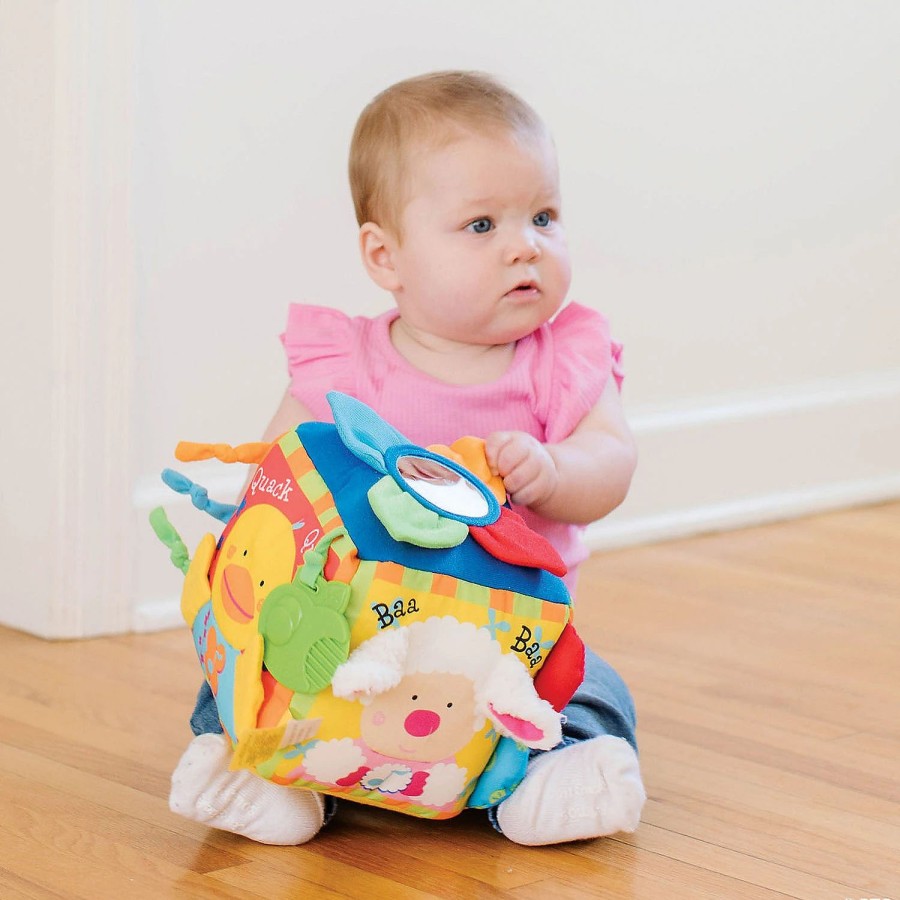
{"left": 404, "top": 709, "right": 440, "bottom": 737}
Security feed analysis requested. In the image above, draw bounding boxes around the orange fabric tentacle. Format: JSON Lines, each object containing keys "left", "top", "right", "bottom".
{"left": 175, "top": 441, "right": 272, "bottom": 465}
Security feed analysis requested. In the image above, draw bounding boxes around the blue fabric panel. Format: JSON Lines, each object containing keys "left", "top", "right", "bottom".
{"left": 191, "top": 601, "right": 240, "bottom": 743}
{"left": 467, "top": 737, "right": 530, "bottom": 808}
{"left": 297, "top": 422, "right": 570, "bottom": 606}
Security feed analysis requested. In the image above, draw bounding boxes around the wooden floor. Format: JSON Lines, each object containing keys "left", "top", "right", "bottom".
{"left": 2, "top": 503, "right": 898, "bottom": 899}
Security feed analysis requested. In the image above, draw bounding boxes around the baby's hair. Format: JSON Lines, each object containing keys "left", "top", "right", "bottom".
{"left": 349, "top": 70, "right": 549, "bottom": 237}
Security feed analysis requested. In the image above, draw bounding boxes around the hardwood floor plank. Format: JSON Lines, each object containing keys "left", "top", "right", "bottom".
{"left": 0, "top": 821, "right": 251, "bottom": 900}
{"left": 0, "top": 868, "right": 72, "bottom": 900}
{"left": 512, "top": 857, "right": 800, "bottom": 900}
{"left": 207, "top": 857, "right": 433, "bottom": 900}
{"left": 623, "top": 824, "right": 865, "bottom": 899}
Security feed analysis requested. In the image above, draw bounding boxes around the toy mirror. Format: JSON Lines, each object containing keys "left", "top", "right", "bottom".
{"left": 385, "top": 446, "right": 500, "bottom": 526}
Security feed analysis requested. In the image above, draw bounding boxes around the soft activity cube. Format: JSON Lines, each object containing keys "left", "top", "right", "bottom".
{"left": 151, "top": 392, "right": 585, "bottom": 819}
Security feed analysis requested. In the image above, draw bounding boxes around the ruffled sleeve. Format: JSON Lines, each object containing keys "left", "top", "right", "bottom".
{"left": 280, "top": 304, "right": 356, "bottom": 421}
{"left": 540, "top": 303, "right": 624, "bottom": 444}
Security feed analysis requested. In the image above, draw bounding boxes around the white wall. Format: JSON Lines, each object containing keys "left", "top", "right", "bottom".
{"left": 2, "top": 1, "right": 898, "bottom": 636}
{"left": 1, "top": 1, "right": 135, "bottom": 637}
{"left": 1, "top": 3, "right": 57, "bottom": 635}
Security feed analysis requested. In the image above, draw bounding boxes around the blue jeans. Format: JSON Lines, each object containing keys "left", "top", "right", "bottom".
{"left": 552, "top": 647, "right": 637, "bottom": 750}
{"left": 189, "top": 647, "right": 637, "bottom": 827}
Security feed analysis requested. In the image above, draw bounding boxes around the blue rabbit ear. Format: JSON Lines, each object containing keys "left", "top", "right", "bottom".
{"left": 327, "top": 391, "right": 411, "bottom": 475}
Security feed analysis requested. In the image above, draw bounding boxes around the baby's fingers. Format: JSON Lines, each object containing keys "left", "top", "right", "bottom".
{"left": 485, "top": 431, "right": 515, "bottom": 475}
{"left": 496, "top": 440, "right": 534, "bottom": 481}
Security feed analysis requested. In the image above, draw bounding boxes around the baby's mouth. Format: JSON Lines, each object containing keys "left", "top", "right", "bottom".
{"left": 507, "top": 281, "right": 539, "bottom": 298}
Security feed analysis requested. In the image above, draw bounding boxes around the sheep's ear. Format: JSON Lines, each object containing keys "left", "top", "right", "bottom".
{"left": 487, "top": 704, "right": 549, "bottom": 743}
{"left": 480, "top": 654, "right": 563, "bottom": 751}
{"left": 330, "top": 627, "right": 409, "bottom": 701}
{"left": 486, "top": 699, "right": 562, "bottom": 750}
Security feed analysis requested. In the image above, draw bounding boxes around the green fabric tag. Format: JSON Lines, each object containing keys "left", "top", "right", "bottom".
{"left": 367, "top": 476, "right": 469, "bottom": 548}
{"left": 259, "top": 559, "right": 352, "bottom": 695}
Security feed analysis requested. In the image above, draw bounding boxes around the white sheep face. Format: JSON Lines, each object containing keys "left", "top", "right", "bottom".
{"left": 359, "top": 671, "right": 479, "bottom": 763}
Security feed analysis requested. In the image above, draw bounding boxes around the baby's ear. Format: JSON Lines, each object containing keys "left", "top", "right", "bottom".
{"left": 359, "top": 223, "right": 401, "bottom": 292}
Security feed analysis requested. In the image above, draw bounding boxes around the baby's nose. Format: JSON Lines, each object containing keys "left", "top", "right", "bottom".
{"left": 404, "top": 709, "right": 441, "bottom": 737}
{"left": 505, "top": 232, "right": 541, "bottom": 265}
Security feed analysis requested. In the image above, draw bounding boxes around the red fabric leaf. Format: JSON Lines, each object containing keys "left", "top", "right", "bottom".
{"left": 469, "top": 507, "right": 567, "bottom": 577}
{"left": 533, "top": 623, "right": 586, "bottom": 712}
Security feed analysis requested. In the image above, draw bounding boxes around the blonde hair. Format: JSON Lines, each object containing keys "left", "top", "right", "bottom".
{"left": 349, "top": 71, "right": 549, "bottom": 236}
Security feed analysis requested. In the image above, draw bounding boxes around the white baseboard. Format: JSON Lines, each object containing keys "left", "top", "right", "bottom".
{"left": 132, "top": 598, "right": 186, "bottom": 634}
{"left": 132, "top": 370, "right": 900, "bottom": 633}
{"left": 587, "top": 370, "right": 900, "bottom": 551}
{"left": 585, "top": 473, "right": 900, "bottom": 551}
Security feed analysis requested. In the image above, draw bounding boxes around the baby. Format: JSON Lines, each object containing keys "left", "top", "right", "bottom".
{"left": 170, "top": 70, "right": 646, "bottom": 847}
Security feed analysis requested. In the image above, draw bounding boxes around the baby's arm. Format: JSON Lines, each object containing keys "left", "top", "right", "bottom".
{"left": 261, "top": 387, "right": 316, "bottom": 442}
{"left": 237, "top": 388, "right": 315, "bottom": 496}
{"left": 485, "top": 379, "right": 636, "bottom": 525}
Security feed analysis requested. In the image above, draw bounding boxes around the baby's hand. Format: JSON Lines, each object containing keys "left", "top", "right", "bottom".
{"left": 485, "top": 431, "right": 559, "bottom": 509}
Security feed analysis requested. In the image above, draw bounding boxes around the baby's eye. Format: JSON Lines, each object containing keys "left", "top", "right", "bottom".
{"left": 533, "top": 210, "right": 553, "bottom": 228}
{"left": 466, "top": 217, "right": 494, "bottom": 234}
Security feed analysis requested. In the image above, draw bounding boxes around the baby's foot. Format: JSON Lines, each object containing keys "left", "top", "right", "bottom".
{"left": 169, "top": 733, "right": 325, "bottom": 845}
{"left": 496, "top": 735, "right": 646, "bottom": 846}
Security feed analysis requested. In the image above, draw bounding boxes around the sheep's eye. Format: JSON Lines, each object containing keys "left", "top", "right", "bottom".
{"left": 446, "top": 702, "right": 453, "bottom": 708}
{"left": 411, "top": 695, "right": 418, "bottom": 701}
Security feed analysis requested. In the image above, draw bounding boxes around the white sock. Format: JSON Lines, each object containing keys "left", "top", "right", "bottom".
{"left": 169, "top": 733, "right": 325, "bottom": 845}
{"left": 496, "top": 735, "right": 646, "bottom": 846}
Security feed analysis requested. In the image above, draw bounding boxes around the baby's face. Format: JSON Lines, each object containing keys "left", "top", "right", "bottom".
{"left": 389, "top": 130, "right": 571, "bottom": 347}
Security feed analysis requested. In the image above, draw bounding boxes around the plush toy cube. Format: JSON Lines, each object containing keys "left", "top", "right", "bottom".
{"left": 154, "top": 393, "right": 585, "bottom": 819}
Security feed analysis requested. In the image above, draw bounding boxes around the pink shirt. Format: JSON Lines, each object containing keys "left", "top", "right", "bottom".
{"left": 281, "top": 302, "right": 624, "bottom": 588}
